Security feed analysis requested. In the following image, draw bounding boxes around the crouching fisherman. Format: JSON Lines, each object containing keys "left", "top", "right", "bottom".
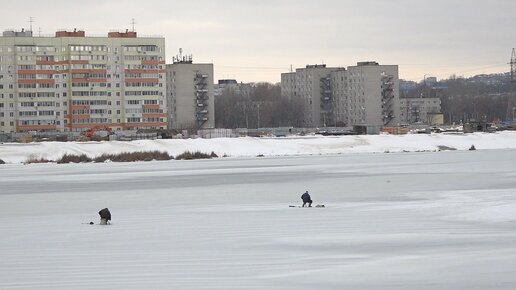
{"left": 99, "top": 208, "right": 111, "bottom": 225}
{"left": 301, "top": 191, "right": 312, "bottom": 207}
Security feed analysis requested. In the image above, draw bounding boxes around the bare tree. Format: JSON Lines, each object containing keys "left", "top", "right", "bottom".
{"left": 215, "top": 82, "right": 306, "bottom": 128}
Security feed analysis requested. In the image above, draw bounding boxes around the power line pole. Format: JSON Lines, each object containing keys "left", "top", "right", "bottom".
{"left": 257, "top": 103, "right": 260, "bottom": 128}
{"left": 509, "top": 49, "right": 516, "bottom": 122}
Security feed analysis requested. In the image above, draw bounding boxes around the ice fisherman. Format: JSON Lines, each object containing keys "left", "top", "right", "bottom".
{"left": 98, "top": 208, "right": 111, "bottom": 225}
{"left": 301, "top": 191, "right": 312, "bottom": 207}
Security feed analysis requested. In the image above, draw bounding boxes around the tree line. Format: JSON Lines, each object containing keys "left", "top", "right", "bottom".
{"left": 403, "top": 73, "right": 516, "bottom": 124}
{"left": 214, "top": 82, "right": 305, "bottom": 128}
{"left": 215, "top": 74, "right": 516, "bottom": 129}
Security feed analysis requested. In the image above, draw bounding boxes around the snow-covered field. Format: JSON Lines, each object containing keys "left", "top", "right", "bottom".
{"left": 1, "top": 148, "right": 516, "bottom": 289}
{"left": 1, "top": 131, "right": 516, "bottom": 164}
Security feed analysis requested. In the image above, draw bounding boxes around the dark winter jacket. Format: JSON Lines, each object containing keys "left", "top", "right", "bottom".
{"left": 301, "top": 192, "right": 312, "bottom": 203}
{"left": 99, "top": 208, "right": 111, "bottom": 221}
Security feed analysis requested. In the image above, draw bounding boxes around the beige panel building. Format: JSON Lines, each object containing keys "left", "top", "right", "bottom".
{"left": 166, "top": 57, "right": 214, "bottom": 129}
{"left": 346, "top": 62, "right": 400, "bottom": 127}
{"left": 0, "top": 29, "right": 167, "bottom": 133}
{"left": 280, "top": 65, "right": 338, "bottom": 127}
{"left": 281, "top": 62, "right": 400, "bottom": 129}
{"left": 330, "top": 68, "right": 349, "bottom": 126}
{"left": 399, "top": 97, "right": 441, "bottom": 124}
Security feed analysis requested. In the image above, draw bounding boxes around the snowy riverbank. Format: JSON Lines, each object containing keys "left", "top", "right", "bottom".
{"left": 1, "top": 131, "right": 516, "bottom": 164}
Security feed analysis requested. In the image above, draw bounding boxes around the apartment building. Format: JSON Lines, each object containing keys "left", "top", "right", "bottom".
{"left": 214, "top": 79, "right": 239, "bottom": 97}
{"left": 166, "top": 55, "right": 214, "bottom": 129}
{"left": 0, "top": 29, "right": 167, "bottom": 133}
{"left": 281, "top": 62, "right": 400, "bottom": 129}
{"left": 345, "top": 62, "right": 400, "bottom": 127}
{"left": 280, "top": 65, "right": 337, "bottom": 127}
{"left": 399, "top": 97, "right": 442, "bottom": 124}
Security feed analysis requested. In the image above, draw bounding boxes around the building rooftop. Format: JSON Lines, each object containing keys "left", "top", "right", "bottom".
{"left": 306, "top": 64, "right": 327, "bottom": 69}
{"left": 2, "top": 29, "right": 33, "bottom": 37}
{"left": 2, "top": 29, "right": 160, "bottom": 38}
{"left": 357, "top": 61, "right": 379, "bottom": 66}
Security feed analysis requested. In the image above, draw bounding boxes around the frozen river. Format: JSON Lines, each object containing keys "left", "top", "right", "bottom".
{"left": 1, "top": 149, "right": 516, "bottom": 289}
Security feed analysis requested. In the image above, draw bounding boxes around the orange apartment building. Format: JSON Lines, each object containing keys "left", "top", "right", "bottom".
{"left": 0, "top": 29, "right": 167, "bottom": 133}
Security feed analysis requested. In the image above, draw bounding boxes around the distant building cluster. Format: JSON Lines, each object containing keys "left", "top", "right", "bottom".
{"left": 281, "top": 62, "right": 401, "bottom": 132}
{"left": 0, "top": 27, "right": 443, "bottom": 134}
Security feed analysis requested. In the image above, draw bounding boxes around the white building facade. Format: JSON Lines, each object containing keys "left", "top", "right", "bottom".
{"left": 0, "top": 29, "right": 167, "bottom": 133}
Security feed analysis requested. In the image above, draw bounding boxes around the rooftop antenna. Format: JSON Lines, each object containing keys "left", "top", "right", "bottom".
{"left": 38, "top": 27, "right": 42, "bottom": 37}
{"left": 28, "top": 16, "right": 34, "bottom": 32}
{"left": 290, "top": 64, "right": 293, "bottom": 72}
{"left": 172, "top": 48, "right": 193, "bottom": 64}
{"left": 131, "top": 18, "right": 136, "bottom": 32}
{"left": 511, "top": 48, "right": 516, "bottom": 83}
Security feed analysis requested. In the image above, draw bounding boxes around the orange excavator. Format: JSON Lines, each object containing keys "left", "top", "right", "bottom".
{"left": 77, "top": 125, "right": 113, "bottom": 141}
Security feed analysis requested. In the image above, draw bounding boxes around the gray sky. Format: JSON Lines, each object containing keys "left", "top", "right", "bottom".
{"left": 2, "top": 0, "right": 514, "bottom": 83}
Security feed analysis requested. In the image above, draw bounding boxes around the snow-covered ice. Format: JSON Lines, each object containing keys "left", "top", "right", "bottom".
{"left": 1, "top": 148, "right": 516, "bottom": 289}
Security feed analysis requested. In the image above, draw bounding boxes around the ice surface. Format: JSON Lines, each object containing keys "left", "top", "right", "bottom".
{"left": 1, "top": 149, "right": 516, "bottom": 289}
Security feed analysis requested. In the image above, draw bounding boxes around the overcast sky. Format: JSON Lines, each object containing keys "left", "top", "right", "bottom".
{"left": 2, "top": 0, "right": 514, "bottom": 83}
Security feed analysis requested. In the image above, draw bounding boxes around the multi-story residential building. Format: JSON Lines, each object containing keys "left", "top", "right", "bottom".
{"left": 214, "top": 79, "right": 239, "bottom": 97}
{"left": 345, "top": 62, "right": 400, "bottom": 127}
{"left": 166, "top": 55, "right": 214, "bottom": 129}
{"left": 280, "top": 64, "right": 337, "bottom": 127}
{"left": 280, "top": 73, "right": 296, "bottom": 99}
{"left": 281, "top": 62, "right": 400, "bottom": 129}
{"left": 0, "top": 29, "right": 167, "bottom": 133}
{"left": 331, "top": 68, "right": 349, "bottom": 127}
{"left": 399, "top": 97, "right": 442, "bottom": 124}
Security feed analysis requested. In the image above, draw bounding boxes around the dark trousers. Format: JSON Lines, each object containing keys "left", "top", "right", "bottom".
{"left": 302, "top": 200, "right": 312, "bottom": 207}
